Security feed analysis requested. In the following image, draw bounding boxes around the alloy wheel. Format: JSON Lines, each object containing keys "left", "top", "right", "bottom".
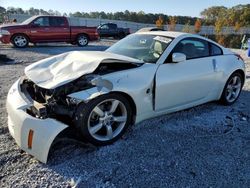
{"left": 14, "top": 35, "right": 28, "bottom": 47}
{"left": 78, "top": 36, "right": 88, "bottom": 46}
{"left": 87, "top": 99, "right": 127, "bottom": 141}
{"left": 225, "top": 75, "right": 242, "bottom": 103}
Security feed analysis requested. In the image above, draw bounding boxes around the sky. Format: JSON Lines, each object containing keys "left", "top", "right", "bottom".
{"left": 1, "top": 0, "right": 249, "bottom": 17}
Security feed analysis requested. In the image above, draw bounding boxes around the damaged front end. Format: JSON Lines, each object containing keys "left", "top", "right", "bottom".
{"left": 21, "top": 74, "right": 95, "bottom": 123}
{"left": 21, "top": 61, "right": 141, "bottom": 123}
{"left": 7, "top": 50, "right": 142, "bottom": 163}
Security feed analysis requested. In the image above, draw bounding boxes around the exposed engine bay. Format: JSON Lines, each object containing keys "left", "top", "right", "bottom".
{"left": 20, "top": 62, "right": 141, "bottom": 124}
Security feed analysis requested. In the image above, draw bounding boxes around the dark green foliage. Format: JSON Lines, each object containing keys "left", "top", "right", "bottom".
{"left": 201, "top": 4, "right": 250, "bottom": 27}
{"left": 205, "top": 34, "right": 250, "bottom": 48}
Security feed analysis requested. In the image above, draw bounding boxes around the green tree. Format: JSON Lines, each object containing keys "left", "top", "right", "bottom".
{"left": 182, "top": 21, "right": 192, "bottom": 33}
{"left": 194, "top": 19, "right": 202, "bottom": 33}
{"left": 168, "top": 16, "right": 176, "bottom": 31}
{"left": 200, "top": 6, "right": 227, "bottom": 25}
{"left": 0, "top": 6, "right": 6, "bottom": 22}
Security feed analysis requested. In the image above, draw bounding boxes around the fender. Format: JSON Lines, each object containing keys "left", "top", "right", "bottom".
{"left": 6, "top": 78, "right": 68, "bottom": 163}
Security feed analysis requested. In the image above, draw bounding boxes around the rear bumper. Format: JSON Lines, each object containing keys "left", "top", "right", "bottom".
{"left": 6, "top": 78, "right": 68, "bottom": 163}
{"left": 0, "top": 34, "right": 11, "bottom": 44}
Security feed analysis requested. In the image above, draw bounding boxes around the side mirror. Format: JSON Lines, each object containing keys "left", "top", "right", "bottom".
{"left": 172, "top": 53, "right": 186, "bottom": 63}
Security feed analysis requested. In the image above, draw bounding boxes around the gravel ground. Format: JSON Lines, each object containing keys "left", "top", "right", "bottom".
{"left": 0, "top": 41, "right": 250, "bottom": 187}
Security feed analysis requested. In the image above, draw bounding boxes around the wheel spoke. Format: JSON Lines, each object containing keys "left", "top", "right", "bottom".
{"left": 109, "top": 100, "right": 120, "bottom": 113}
{"left": 226, "top": 91, "right": 233, "bottom": 100}
{"left": 113, "top": 115, "right": 127, "bottom": 122}
{"left": 233, "top": 84, "right": 241, "bottom": 89}
{"left": 88, "top": 98, "right": 128, "bottom": 142}
{"left": 232, "top": 76, "right": 237, "bottom": 85}
{"left": 231, "top": 91, "right": 236, "bottom": 98}
{"left": 106, "top": 126, "right": 113, "bottom": 139}
{"left": 93, "top": 106, "right": 104, "bottom": 117}
{"left": 89, "top": 123, "right": 103, "bottom": 134}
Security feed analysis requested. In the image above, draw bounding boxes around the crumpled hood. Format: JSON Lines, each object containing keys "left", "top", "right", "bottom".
{"left": 25, "top": 51, "right": 143, "bottom": 89}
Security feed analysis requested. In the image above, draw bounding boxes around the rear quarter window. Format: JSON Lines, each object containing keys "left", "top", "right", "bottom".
{"left": 210, "top": 43, "right": 223, "bottom": 56}
{"left": 49, "top": 17, "right": 66, "bottom": 27}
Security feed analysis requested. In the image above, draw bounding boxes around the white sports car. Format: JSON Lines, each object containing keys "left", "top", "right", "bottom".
{"left": 7, "top": 32, "right": 245, "bottom": 163}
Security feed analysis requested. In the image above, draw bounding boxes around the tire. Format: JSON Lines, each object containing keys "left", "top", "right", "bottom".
{"left": 74, "top": 93, "right": 133, "bottom": 145}
{"left": 118, "top": 32, "right": 125, "bottom": 39}
{"left": 219, "top": 72, "right": 243, "bottom": 105}
{"left": 77, "top": 34, "right": 89, "bottom": 46}
{"left": 12, "top": 34, "right": 29, "bottom": 48}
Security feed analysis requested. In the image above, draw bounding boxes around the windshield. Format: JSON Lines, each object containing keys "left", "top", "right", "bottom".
{"left": 21, "top": 16, "right": 37, "bottom": 25}
{"left": 106, "top": 34, "right": 172, "bottom": 63}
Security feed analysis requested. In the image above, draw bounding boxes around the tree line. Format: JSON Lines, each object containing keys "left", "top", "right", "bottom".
{"left": 0, "top": 6, "right": 199, "bottom": 25}
{"left": 0, "top": 5, "right": 249, "bottom": 27}
{"left": 0, "top": 4, "right": 249, "bottom": 48}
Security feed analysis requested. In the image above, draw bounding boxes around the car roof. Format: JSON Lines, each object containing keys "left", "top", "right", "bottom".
{"left": 137, "top": 27, "right": 166, "bottom": 32}
{"left": 30, "top": 15, "right": 66, "bottom": 19}
{"left": 135, "top": 31, "right": 194, "bottom": 38}
{"left": 134, "top": 31, "right": 225, "bottom": 47}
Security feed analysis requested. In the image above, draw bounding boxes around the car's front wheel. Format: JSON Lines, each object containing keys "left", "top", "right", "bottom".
{"left": 75, "top": 94, "right": 133, "bottom": 145}
{"left": 12, "top": 34, "right": 29, "bottom": 48}
{"left": 220, "top": 72, "right": 243, "bottom": 105}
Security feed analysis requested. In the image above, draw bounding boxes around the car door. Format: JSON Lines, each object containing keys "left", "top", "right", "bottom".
{"left": 28, "top": 16, "right": 51, "bottom": 42}
{"left": 108, "top": 23, "right": 117, "bottom": 36}
{"left": 155, "top": 37, "right": 221, "bottom": 111}
{"left": 98, "top": 24, "right": 109, "bottom": 37}
{"left": 48, "top": 17, "right": 70, "bottom": 42}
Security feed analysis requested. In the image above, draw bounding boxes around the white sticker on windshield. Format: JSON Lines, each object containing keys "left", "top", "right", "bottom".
{"left": 140, "top": 39, "right": 147, "bottom": 44}
{"left": 153, "top": 36, "right": 172, "bottom": 44}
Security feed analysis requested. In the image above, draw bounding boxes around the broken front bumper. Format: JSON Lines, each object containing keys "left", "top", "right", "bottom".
{"left": 6, "top": 78, "right": 68, "bottom": 163}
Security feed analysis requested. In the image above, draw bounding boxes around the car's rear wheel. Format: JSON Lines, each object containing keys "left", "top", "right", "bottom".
{"left": 75, "top": 94, "right": 132, "bottom": 145}
{"left": 220, "top": 72, "right": 243, "bottom": 105}
{"left": 77, "top": 34, "right": 89, "bottom": 46}
{"left": 12, "top": 34, "right": 29, "bottom": 48}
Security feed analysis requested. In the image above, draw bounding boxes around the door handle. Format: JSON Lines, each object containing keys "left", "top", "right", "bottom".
{"left": 44, "top": 28, "right": 50, "bottom": 30}
{"left": 31, "top": 30, "right": 37, "bottom": 33}
{"left": 212, "top": 59, "right": 218, "bottom": 71}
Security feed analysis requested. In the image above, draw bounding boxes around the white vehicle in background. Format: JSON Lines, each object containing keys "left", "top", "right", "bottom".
{"left": 7, "top": 31, "right": 245, "bottom": 163}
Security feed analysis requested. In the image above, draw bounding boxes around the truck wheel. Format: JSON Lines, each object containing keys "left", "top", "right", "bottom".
{"left": 118, "top": 32, "right": 126, "bottom": 39}
{"left": 12, "top": 34, "right": 29, "bottom": 48}
{"left": 77, "top": 34, "right": 89, "bottom": 46}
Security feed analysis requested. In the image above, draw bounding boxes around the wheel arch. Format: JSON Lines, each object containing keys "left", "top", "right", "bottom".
{"left": 76, "top": 33, "right": 89, "bottom": 41}
{"left": 11, "top": 33, "right": 31, "bottom": 43}
{"left": 218, "top": 69, "right": 245, "bottom": 102}
{"left": 233, "top": 69, "right": 245, "bottom": 85}
{"left": 109, "top": 91, "right": 137, "bottom": 125}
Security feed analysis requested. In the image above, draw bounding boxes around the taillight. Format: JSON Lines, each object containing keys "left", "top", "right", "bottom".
{"left": 234, "top": 53, "right": 244, "bottom": 61}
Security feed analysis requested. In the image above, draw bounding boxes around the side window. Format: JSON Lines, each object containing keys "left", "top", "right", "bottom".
{"left": 109, "top": 24, "right": 116, "bottom": 29}
{"left": 33, "top": 17, "right": 49, "bottom": 26}
{"left": 210, "top": 43, "right": 223, "bottom": 56}
{"left": 172, "top": 38, "right": 209, "bottom": 60}
{"left": 101, "top": 24, "right": 109, "bottom": 29}
{"left": 49, "top": 17, "right": 66, "bottom": 27}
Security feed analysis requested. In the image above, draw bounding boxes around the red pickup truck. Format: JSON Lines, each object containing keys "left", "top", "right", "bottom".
{"left": 0, "top": 15, "right": 99, "bottom": 48}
